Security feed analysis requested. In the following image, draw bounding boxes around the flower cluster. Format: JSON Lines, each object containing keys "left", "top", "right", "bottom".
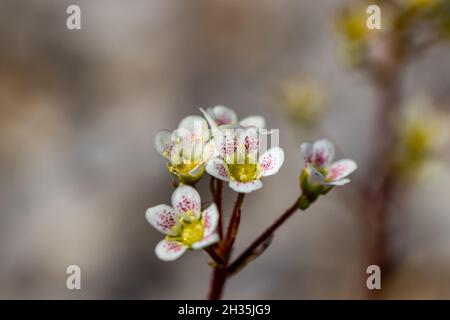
{"left": 148, "top": 105, "right": 285, "bottom": 260}
{"left": 337, "top": 0, "right": 450, "bottom": 67}
{"left": 154, "top": 116, "right": 213, "bottom": 184}
{"left": 299, "top": 139, "right": 357, "bottom": 209}
{"left": 146, "top": 185, "right": 219, "bottom": 261}
{"left": 204, "top": 105, "right": 266, "bottom": 129}
{"left": 147, "top": 105, "right": 357, "bottom": 261}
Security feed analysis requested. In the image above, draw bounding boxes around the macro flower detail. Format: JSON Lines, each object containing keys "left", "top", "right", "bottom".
{"left": 154, "top": 115, "right": 216, "bottom": 184}
{"left": 205, "top": 126, "right": 284, "bottom": 193}
{"left": 203, "top": 105, "right": 266, "bottom": 129}
{"left": 145, "top": 185, "right": 219, "bottom": 261}
{"left": 299, "top": 139, "right": 357, "bottom": 209}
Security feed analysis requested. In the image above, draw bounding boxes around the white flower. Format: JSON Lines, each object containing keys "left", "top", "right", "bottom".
{"left": 300, "top": 139, "right": 357, "bottom": 187}
{"left": 154, "top": 116, "right": 216, "bottom": 183}
{"left": 203, "top": 105, "right": 266, "bottom": 129}
{"left": 205, "top": 125, "right": 284, "bottom": 193}
{"left": 145, "top": 185, "right": 220, "bottom": 261}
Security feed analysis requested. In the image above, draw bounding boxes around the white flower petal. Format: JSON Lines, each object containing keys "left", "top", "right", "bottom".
{"left": 191, "top": 233, "right": 220, "bottom": 250}
{"left": 206, "top": 158, "right": 230, "bottom": 181}
{"left": 309, "top": 165, "right": 326, "bottom": 184}
{"left": 200, "top": 108, "right": 218, "bottom": 130}
{"left": 145, "top": 204, "right": 179, "bottom": 236}
{"left": 328, "top": 159, "right": 357, "bottom": 181}
{"left": 178, "top": 115, "right": 208, "bottom": 132}
{"left": 202, "top": 203, "right": 219, "bottom": 237}
{"left": 239, "top": 116, "right": 266, "bottom": 129}
{"left": 155, "top": 239, "right": 188, "bottom": 261}
{"left": 326, "top": 178, "right": 351, "bottom": 186}
{"left": 177, "top": 115, "right": 209, "bottom": 142}
{"left": 207, "top": 105, "right": 238, "bottom": 126}
{"left": 312, "top": 139, "right": 334, "bottom": 167}
{"left": 240, "top": 126, "right": 259, "bottom": 154}
{"left": 229, "top": 180, "right": 263, "bottom": 193}
{"left": 213, "top": 125, "right": 260, "bottom": 160}
{"left": 187, "top": 163, "right": 205, "bottom": 178}
{"left": 171, "top": 185, "right": 201, "bottom": 217}
{"left": 213, "top": 124, "right": 239, "bottom": 157}
{"left": 300, "top": 142, "right": 314, "bottom": 166}
{"left": 154, "top": 130, "right": 173, "bottom": 159}
{"left": 167, "top": 143, "right": 184, "bottom": 165}
{"left": 258, "top": 147, "right": 284, "bottom": 177}
{"left": 202, "top": 140, "right": 220, "bottom": 163}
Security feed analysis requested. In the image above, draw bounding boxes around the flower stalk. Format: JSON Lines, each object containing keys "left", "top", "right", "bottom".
{"left": 210, "top": 177, "right": 224, "bottom": 239}
{"left": 146, "top": 105, "right": 357, "bottom": 300}
{"left": 227, "top": 196, "right": 301, "bottom": 275}
{"left": 208, "top": 195, "right": 301, "bottom": 300}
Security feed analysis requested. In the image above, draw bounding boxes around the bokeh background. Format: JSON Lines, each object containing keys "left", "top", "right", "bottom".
{"left": 1, "top": 0, "right": 450, "bottom": 299}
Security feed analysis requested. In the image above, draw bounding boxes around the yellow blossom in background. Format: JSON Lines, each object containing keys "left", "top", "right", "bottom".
{"left": 394, "top": 96, "right": 449, "bottom": 176}
{"left": 335, "top": 5, "right": 375, "bottom": 66}
{"left": 406, "top": 0, "right": 435, "bottom": 9}
{"left": 280, "top": 80, "right": 324, "bottom": 125}
{"left": 337, "top": 7, "right": 368, "bottom": 43}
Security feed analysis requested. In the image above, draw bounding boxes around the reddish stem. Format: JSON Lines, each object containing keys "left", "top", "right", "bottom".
{"left": 208, "top": 192, "right": 245, "bottom": 300}
{"left": 228, "top": 196, "right": 300, "bottom": 274}
{"left": 215, "top": 180, "right": 224, "bottom": 239}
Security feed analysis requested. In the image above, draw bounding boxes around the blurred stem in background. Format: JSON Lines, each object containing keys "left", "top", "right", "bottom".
{"left": 279, "top": 0, "right": 450, "bottom": 298}
{"left": 338, "top": 0, "right": 450, "bottom": 297}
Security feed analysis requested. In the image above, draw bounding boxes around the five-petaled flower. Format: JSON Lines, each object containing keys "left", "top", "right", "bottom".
{"left": 205, "top": 125, "right": 285, "bottom": 193}
{"left": 299, "top": 139, "right": 357, "bottom": 208}
{"left": 204, "top": 105, "right": 266, "bottom": 129}
{"left": 146, "top": 185, "right": 220, "bottom": 261}
{"left": 154, "top": 116, "right": 215, "bottom": 184}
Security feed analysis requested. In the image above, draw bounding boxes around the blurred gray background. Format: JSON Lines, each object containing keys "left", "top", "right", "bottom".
{"left": 0, "top": 0, "right": 450, "bottom": 299}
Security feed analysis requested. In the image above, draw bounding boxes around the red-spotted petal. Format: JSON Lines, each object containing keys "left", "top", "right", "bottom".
{"left": 213, "top": 125, "right": 260, "bottom": 160}
{"left": 241, "top": 126, "right": 259, "bottom": 153}
{"left": 258, "top": 147, "right": 284, "bottom": 177}
{"left": 327, "top": 159, "right": 357, "bottom": 181}
{"left": 191, "top": 233, "right": 220, "bottom": 250}
{"left": 312, "top": 139, "right": 334, "bottom": 167}
{"left": 300, "top": 142, "right": 314, "bottom": 166}
{"left": 207, "top": 105, "right": 237, "bottom": 126}
{"left": 154, "top": 130, "right": 174, "bottom": 159}
{"left": 202, "top": 203, "right": 219, "bottom": 237}
{"left": 229, "top": 180, "right": 263, "bottom": 193}
{"left": 155, "top": 239, "right": 187, "bottom": 261}
{"left": 145, "top": 205, "right": 179, "bottom": 236}
{"left": 214, "top": 125, "right": 239, "bottom": 157}
{"left": 206, "top": 158, "right": 230, "bottom": 181}
{"left": 171, "top": 185, "right": 201, "bottom": 217}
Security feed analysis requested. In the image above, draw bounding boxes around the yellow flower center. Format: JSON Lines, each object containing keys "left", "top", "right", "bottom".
{"left": 227, "top": 163, "right": 259, "bottom": 183}
{"left": 180, "top": 221, "right": 204, "bottom": 245}
{"left": 169, "top": 212, "right": 204, "bottom": 246}
{"left": 168, "top": 161, "right": 198, "bottom": 176}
